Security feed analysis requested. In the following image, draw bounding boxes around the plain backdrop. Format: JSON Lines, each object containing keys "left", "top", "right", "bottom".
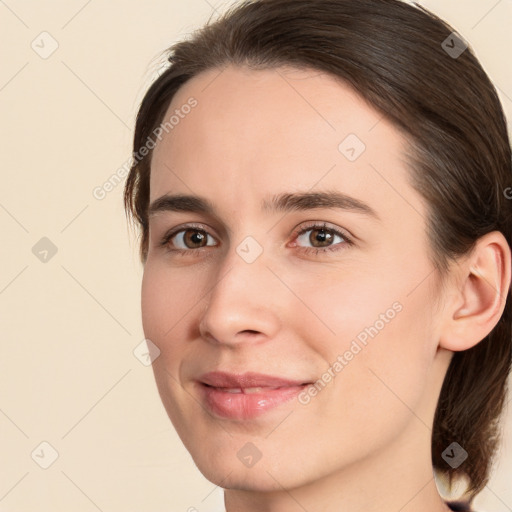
{"left": 0, "top": 0, "right": 511, "bottom": 511}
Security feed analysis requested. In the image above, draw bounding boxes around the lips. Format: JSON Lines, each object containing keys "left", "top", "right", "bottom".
{"left": 199, "top": 371, "right": 309, "bottom": 389}
{"left": 215, "top": 386, "right": 276, "bottom": 394}
{"left": 197, "top": 371, "right": 311, "bottom": 420}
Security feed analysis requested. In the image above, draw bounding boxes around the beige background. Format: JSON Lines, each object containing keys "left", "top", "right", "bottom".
{"left": 0, "top": 0, "right": 511, "bottom": 510}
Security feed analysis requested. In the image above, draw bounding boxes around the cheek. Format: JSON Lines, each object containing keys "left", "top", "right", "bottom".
{"left": 141, "top": 264, "right": 166, "bottom": 341}
{"left": 141, "top": 259, "right": 197, "bottom": 324}
{"left": 302, "top": 268, "right": 434, "bottom": 403}
{"left": 339, "top": 285, "right": 434, "bottom": 421}
{"left": 289, "top": 270, "right": 400, "bottom": 358}
{"left": 141, "top": 261, "right": 215, "bottom": 381}
{"left": 141, "top": 264, "right": 191, "bottom": 410}
{"left": 141, "top": 263, "right": 191, "bottom": 356}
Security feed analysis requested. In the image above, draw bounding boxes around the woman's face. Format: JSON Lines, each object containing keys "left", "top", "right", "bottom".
{"left": 142, "top": 65, "right": 453, "bottom": 491}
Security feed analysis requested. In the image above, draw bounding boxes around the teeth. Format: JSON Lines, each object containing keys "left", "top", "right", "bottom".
{"left": 220, "top": 387, "right": 279, "bottom": 394}
{"left": 224, "top": 388, "right": 243, "bottom": 394}
{"left": 243, "top": 387, "right": 268, "bottom": 394}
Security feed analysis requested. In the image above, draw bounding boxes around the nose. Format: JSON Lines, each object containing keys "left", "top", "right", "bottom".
{"left": 198, "top": 242, "right": 282, "bottom": 348}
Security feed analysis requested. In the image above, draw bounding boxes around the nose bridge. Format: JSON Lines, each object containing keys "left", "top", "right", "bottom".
{"left": 198, "top": 236, "right": 280, "bottom": 344}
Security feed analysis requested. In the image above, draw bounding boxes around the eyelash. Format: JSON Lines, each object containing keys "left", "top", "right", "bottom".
{"left": 158, "top": 221, "right": 354, "bottom": 257}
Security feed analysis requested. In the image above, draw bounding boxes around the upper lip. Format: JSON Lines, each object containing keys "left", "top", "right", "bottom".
{"left": 198, "top": 371, "right": 310, "bottom": 389}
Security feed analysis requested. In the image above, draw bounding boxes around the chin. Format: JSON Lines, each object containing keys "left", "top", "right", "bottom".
{"left": 194, "top": 459, "right": 291, "bottom": 492}
{"left": 188, "top": 440, "right": 320, "bottom": 493}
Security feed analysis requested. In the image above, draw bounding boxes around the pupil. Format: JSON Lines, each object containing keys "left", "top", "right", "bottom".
{"left": 312, "top": 229, "right": 332, "bottom": 247}
{"left": 189, "top": 230, "right": 205, "bottom": 247}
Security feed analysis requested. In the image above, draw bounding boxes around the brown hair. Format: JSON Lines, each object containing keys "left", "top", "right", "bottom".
{"left": 124, "top": 0, "right": 512, "bottom": 502}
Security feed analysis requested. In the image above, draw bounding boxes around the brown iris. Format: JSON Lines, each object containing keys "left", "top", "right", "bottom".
{"left": 182, "top": 229, "right": 208, "bottom": 248}
{"left": 307, "top": 227, "right": 334, "bottom": 248}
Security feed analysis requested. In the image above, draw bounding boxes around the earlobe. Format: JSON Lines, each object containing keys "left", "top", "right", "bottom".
{"left": 439, "top": 231, "right": 511, "bottom": 352}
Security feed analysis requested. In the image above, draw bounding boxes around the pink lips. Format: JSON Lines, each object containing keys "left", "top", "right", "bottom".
{"left": 197, "top": 371, "right": 310, "bottom": 420}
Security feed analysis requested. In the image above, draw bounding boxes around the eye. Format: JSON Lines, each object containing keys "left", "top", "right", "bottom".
{"left": 160, "top": 224, "right": 217, "bottom": 255}
{"left": 159, "top": 221, "right": 353, "bottom": 257}
{"left": 291, "top": 222, "right": 353, "bottom": 255}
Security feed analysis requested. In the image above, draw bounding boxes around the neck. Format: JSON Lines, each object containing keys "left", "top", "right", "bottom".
{"left": 224, "top": 408, "right": 452, "bottom": 512}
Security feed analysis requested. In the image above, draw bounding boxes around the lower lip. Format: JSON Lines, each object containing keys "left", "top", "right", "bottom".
{"left": 198, "top": 383, "right": 308, "bottom": 420}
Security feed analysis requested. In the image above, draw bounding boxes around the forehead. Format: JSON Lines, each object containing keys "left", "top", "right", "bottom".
{"left": 149, "top": 65, "right": 426, "bottom": 225}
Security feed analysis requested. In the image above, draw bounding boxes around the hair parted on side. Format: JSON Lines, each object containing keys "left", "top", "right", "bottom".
{"left": 124, "top": 0, "right": 512, "bottom": 502}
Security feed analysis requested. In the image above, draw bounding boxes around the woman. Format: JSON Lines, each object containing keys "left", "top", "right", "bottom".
{"left": 124, "top": 1, "right": 512, "bottom": 511}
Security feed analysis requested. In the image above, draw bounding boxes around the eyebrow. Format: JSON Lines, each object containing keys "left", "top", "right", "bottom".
{"left": 148, "top": 190, "right": 380, "bottom": 222}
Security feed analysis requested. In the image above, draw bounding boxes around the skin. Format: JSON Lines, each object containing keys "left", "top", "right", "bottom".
{"left": 141, "top": 65, "right": 511, "bottom": 512}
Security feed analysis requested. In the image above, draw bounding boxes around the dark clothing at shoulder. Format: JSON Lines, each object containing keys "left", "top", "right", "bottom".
{"left": 446, "top": 500, "right": 474, "bottom": 512}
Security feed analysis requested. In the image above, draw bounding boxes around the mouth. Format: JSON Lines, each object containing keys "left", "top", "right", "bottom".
{"left": 196, "top": 371, "right": 312, "bottom": 420}
{"left": 203, "top": 385, "right": 297, "bottom": 394}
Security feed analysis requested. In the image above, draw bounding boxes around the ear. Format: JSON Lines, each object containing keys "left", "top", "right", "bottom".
{"left": 439, "top": 231, "right": 512, "bottom": 352}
